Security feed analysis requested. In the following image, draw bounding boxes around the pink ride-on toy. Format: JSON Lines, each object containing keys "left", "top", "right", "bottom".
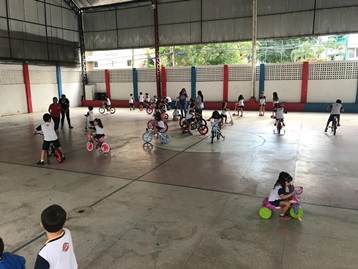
{"left": 259, "top": 186, "right": 303, "bottom": 220}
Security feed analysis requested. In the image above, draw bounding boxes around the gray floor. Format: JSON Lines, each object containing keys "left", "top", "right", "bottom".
{"left": 1, "top": 107, "right": 358, "bottom": 269}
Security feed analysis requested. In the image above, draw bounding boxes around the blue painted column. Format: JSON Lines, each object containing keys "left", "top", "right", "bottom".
{"left": 356, "top": 77, "right": 358, "bottom": 104}
{"left": 56, "top": 65, "right": 62, "bottom": 97}
{"left": 191, "top": 66, "right": 196, "bottom": 98}
{"left": 259, "top": 63, "right": 265, "bottom": 96}
{"left": 132, "top": 68, "right": 138, "bottom": 100}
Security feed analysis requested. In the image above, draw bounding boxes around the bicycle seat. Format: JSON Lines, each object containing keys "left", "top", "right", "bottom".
{"left": 98, "top": 136, "right": 106, "bottom": 141}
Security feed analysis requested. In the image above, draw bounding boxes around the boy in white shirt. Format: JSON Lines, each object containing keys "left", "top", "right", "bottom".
{"left": 129, "top": 94, "right": 135, "bottom": 110}
{"left": 139, "top": 92, "right": 144, "bottom": 110}
{"left": 35, "top": 113, "right": 65, "bottom": 165}
{"left": 324, "top": 99, "right": 344, "bottom": 132}
{"left": 84, "top": 106, "right": 94, "bottom": 129}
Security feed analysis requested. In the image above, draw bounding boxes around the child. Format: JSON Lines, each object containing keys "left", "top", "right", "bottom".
{"left": 221, "top": 102, "right": 228, "bottom": 123}
{"left": 271, "top": 92, "right": 279, "bottom": 118}
{"left": 274, "top": 103, "right": 286, "bottom": 126}
{"left": 235, "top": 95, "right": 244, "bottom": 117}
{"left": 0, "top": 237, "right": 26, "bottom": 269}
{"left": 184, "top": 103, "right": 196, "bottom": 135}
{"left": 259, "top": 92, "right": 266, "bottom": 116}
{"left": 35, "top": 113, "right": 65, "bottom": 165}
{"left": 268, "top": 171, "right": 296, "bottom": 220}
{"left": 84, "top": 106, "right": 94, "bottom": 129}
{"left": 91, "top": 118, "right": 105, "bottom": 146}
{"left": 172, "top": 106, "right": 180, "bottom": 121}
{"left": 154, "top": 111, "right": 165, "bottom": 134}
{"left": 208, "top": 110, "right": 223, "bottom": 125}
{"left": 144, "top": 93, "right": 151, "bottom": 105}
{"left": 104, "top": 95, "right": 111, "bottom": 109}
{"left": 325, "top": 99, "right": 344, "bottom": 132}
{"left": 129, "top": 94, "right": 134, "bottom": 110}
{"left": 34, "top": 204, "right": 77, "bottom": 269}
{"left": 139, "top": 92, "right": 144, "bottom": 111}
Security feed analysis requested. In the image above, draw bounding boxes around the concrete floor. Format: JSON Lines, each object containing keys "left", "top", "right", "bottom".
{"left": 0, "top": 107, "right": 358, "bottom": 269}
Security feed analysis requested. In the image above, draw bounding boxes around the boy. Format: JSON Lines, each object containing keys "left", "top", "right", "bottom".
{"left": 144, "top": 93, "right": 151, "bottom": 105}
{"left": 84, "top": 106, "right": 94, "bottom": 129}
{"left": 129, "top": 94, "right": 135, "bottom": 110}
{"left": 139, "top": 92, "right": 144, "bottom": 111}
{"left": 325, "top": 99, "right": 344, "bottom": 132}
{"left": 0, "top": 238, "right": 26, "bottom": 269}
{"left": 104, "top": 95, "right": 111, "bottom": 110}
{"left": 274, "top": 103, "right": 286, "bottom": 126}
{"left": 34, "top": 204, "right": 77, "bottom": 269}
{"left": 35, "top": 113, "right": 65, "bottom": 165}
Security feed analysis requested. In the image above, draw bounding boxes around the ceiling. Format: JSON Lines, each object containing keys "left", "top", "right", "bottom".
{"left": 72, "top": 0, "right": 142, "bottom": 9}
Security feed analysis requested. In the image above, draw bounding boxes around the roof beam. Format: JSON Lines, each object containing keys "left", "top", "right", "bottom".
{"left": 63, "top": 0, "right": 81, "bottom": 14}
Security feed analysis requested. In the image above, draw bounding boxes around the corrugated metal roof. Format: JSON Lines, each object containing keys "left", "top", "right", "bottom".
{"left": 73, "top": 0, "right": 141, "bottom": 9}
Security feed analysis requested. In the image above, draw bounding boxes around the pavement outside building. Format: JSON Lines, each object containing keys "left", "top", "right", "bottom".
{"left": 0, "top": 107, "right": 357, "bottom": 269}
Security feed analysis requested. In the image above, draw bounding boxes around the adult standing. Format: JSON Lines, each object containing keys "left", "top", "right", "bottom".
{"left": 59, "top": 94, "right": 73, "bottom": 129}
{"left": 195, "top": 90, "right": 204, "bottom": 116}
{"left": 48, "top": 97, "right": 61, "bottom": 131}
{"left": 178, "top": 88, "right": 188, "bottom": 117}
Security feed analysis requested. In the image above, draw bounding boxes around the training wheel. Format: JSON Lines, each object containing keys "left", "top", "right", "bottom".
{"left": 259, "top": 207, "right": 272, "bottom": 219}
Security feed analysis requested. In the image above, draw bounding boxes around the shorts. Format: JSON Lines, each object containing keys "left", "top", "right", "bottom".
{"left": 89, "top": 120, "right": 94, "bottom": 126}
{"left": 140, "top": 102, "right": 143, "bottom": 105}
{"left": 185, "top": 118, "right": 194, "bottom": 124}
{"left": 42, "top": 139, "right": 60, "bottom": 151}
{"left": 274, "top": 103, "right": 280, "bottom": 108}
{"left": 269, "top": 200, "right": 281, "bottom": 207}
{"left": 221, "top": 114, "right": 227, "bottom": 118}
{"left": 156, "top": 126, "right": 163, "bottom": 132}
{"left": 328, "top": 114, "right": 340, "bottom": 121}
{"left": 94, "top": 134, "right": 105, "bottom": 140}
{"left": 259, "top": 104, "right": 265, "bottom": 107}
{"left": 239, "top": 106, "right": 244, "bottom": 108}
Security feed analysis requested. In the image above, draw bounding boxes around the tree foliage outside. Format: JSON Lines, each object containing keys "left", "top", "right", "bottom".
{"left": 145, "top": 36, "right": 347, "bottom": 67}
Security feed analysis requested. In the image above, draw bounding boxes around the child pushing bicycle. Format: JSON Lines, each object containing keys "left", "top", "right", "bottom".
{"left": 35, "top": 113, "right": 65, "bottom": 165}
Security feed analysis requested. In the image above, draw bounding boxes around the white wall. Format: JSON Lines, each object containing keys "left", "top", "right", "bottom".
{"left": 264, "top": 80, "right": 302, "bottom": 103}
{"left": 110, "top": 83, "right": 133, "bottom": 99}
{"left": 61, "top": 67, "right": 83, "bottom": 107}
{"left": 93, "top": 83, "right": 106, "bottom": 93}
{"left": 197, "top": 82, "right": 223, "bottom": 101}
{"left": 138, "top": 82, "right": 157, "bottom": 99}
{"left": 228, "top": 81, "right": 255, "bottom": 102}
{"left": 307, "top": 80, "right": 357, "bottom": 103}
{"left": 167, "top": 82, "right": 191, "bottom": 100}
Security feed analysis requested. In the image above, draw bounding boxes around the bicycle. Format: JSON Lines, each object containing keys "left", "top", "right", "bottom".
{"left": 181, "top": 119, "right": 208, "bottom": 135}
{"left": 142, "top": 127, "right": 171, "bottom": 144}
{"left": 273, "top": 118, "right": 285, "bottom": 135}
{"left": 86, "top": 133, "right": 111, "bottom": 154}
{"left": 329, "top": 115, "right": 338, "bottom": 136}
{"left": 210, "top": 120, "right": 225, "bottom": 144}
{"left": 99, "top": 104, "right": 116, "bottom": 114}
{"left": 35, "top": 132, "right": 63, "bottom": 164}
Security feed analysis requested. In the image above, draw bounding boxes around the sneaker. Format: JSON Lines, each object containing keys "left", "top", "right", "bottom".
{"left": 37, "top": 160, "right": 45, "bottom": 165}
{"left": 324, "top": 127, "right": 328, "bottom": 132}
{"left": 69, "top": 126, "right": 74, "bottom": 129}
{"left": 337, "top": 123, "right": 341, "bottom": 127}
{"left": 280, "top": 214, "right": 291, "bottom": 220}
{"left": 283, "top": 123, "right": 286, "bottom": 126}
{"left": 188, "top": 132, "right": 193, "bottom": 135}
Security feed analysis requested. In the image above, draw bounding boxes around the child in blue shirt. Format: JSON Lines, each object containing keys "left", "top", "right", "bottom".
{"left": 0, "top": 237, "right": 26, "bottom": 269}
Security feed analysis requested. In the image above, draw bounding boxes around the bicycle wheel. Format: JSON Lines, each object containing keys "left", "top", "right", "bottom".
{"left": 99, "top": 107, "right": 105, "bottom": 114}
{"left": 146, "top": 107, "right": 153, "bottom": 114}
{"left": 53, "top": 149, "right": 63, "bottom": 163}
{"left": 86, "top": 141, "right": 94, "bottom": 151}
{"left": 164, "top": 113, "right": 169, "bottom": 119}
{"left": 163, "top": 122, "right": 169, "bottom": 132}
{"left": 142, "top": 131, "right": 153, "bottom": 143}
{"left": 332, "top": 118, "right": 337, "bottom": 136}
{"left": 179, "top": 117, "right": 186, "bottom": 127}
{"left": 290, "top": 206, "right": 303, "bottom": 219}
{"left": 109, "top": 107, "right": 116, "bottom": 114}
{"left": 201, "top": 118, "right": 207, "bottom": 126}
{"left": 259, "top": 207, "right": 272, "bottom": 219}
{"left": 101, "top": 142, "right": 110, "bottom": 153}
{"left": 181, "top": 123, "right": 189, "bottom": 133}
{"left": 277, "top": 122, "right": 281, "bottom": 134}
{"left": 198, "top": 124, "right": 208, "bottom": 135}
{"left": 147, "top": 120, "right": 156, "bottom": 129}
{"left": 160, "top": 133, "right": 171, "bottom": 144}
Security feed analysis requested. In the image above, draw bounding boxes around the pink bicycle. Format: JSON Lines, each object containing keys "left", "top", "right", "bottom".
{"left": 86, "top": 133, "right": 110, "bottom": 155}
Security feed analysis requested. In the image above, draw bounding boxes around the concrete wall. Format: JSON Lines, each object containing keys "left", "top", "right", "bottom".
{"left": 307, "top": 80, "right": 357, "bottom": 103}
{"left": 264, "top": 80, "right": 302, "bottom": 103}
{"left": 110, "top": 83, "right": 133, "bottom": 100}
{"left": 167, "top": 82, "right": 191, "bottom": 100}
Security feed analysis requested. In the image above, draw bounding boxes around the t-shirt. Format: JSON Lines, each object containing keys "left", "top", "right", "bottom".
{"left": 87, "top": 110, "right": 94, "bottom": 121}
{"left": 268, "top": 185, "right": 286, "bottom": 202}
{"left": 329, "top": 103, "right": 343, "bottom": 115}
{"left": 139, "top": 95, "right": 144, "bottom": 102}
{"left": 276, "top": 107, "right": 284, "bottom": 119}
{"left": 49, "top": 104, "right": 61, "bottom": 117}
{"left": 195, "top": 96, "right": 204, "bottom": 109}
{"left": 185, "top": 109, "right": 195, "bottom": 120}
{"left": 95, "top": 125, "right": 104, "bottom": 135}
{"left": 179, "top": 92, "right": 187, "bottom": 100}
{"left": 221, "top": 108, "right": 227, "bottom": 116}
{"left": 34, "top": 228, "right": 77, "bottom": 269}
{"left": 129, "top": 96, "right": 134, "bottom": 103}
{"left": 59, "top": 98, "right": 70, "bottom": 110}
{"left": 106, "top": 98, "right": 111, "bottom": 106}
{"left": 166, "top": 96, "right": 172, "bottom": 103}
{"left": 0, "top": 252, "right": 26, "bottom": 269}
{"left": 157, "top": 120, "right": 165, "bottom": 129}
{"left": 145, "top": 95, "right": 150, "bottom": 102}
{"left": 259, "top": 96, "right": 266, "bottom": 105}
{"left": 36, "top": 122, "right": 58, "bottom": 141}
{"left": 239, "top": 99, "right": 244, "bottom": 106}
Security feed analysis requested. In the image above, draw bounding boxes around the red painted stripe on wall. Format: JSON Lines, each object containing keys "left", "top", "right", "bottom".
{"left": 105, "top": 69, "right": 110, "bottom": 98}
{"left": 223, "top": 64, "right": 229, "bottom": 102}
{"left": 23, "top": 64, "right": 33, "bottom": 113}
{"left": 161, "top": 66, "right": 167, "bottom": 97}
{"left": 301, "top": 61, "right": 309, "bottom": 103}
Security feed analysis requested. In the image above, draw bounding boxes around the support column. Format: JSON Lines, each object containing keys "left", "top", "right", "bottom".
{"left": 259, "top": 63, "right": 265, "bottom": 97}
{"left": 301, "top": 61, "right": 309, "bottom": 103}
{"left": 56, "top": 65, "right": 62, "bottom": 98}
{"left": 191, "top": 66, "right": 196, "bottom": 98}
{"left": 161, "top": 66, "right": 167, "bottom": 97}
{"left": 223, "top": 64, "right": 229, "bottom": 102}
{"left": 23, "top": 63, "right": 33, "bottom": 113}
{"left": 251, "top": 0, "right": 258, "bottom": 98}
{"left": 153, "top": 0, "right": 161, "bottom": 97}
{"left": 105, "top": 69, "right": 111, "bottom": 98}
{"left": 132, "top": 68, "right": 138, "bottom": 100}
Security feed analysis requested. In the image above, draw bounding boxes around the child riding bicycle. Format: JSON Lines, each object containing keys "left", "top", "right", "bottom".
{"left": 324, "top": 99, "right": 344, "bottom": 132}
{"left": 274, "top": 102, "right": 286, "bottom": 126}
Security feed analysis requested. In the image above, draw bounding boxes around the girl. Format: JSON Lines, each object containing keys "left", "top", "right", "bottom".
{"left": 139, "top": 92, "right": 144, "bottom": 111}
{"left": 129, "top": 94, "right": 134, "bottom": 110}
{"left": 272, "top": 92, "right": 279, "bottom": 118}
{"left": 195, "top": 90, "right": 204, "bottom": 116}
{"left": 259, "top": 92, "right": 266, "bottom": 116}
{"left": 221, "top": 102, "right": 228, "bottom": 123}
{"left": 172, "top": 106, "right": 180, "bottom": 121}
{"left": 92, "top": 118, "right": 105, "bottom": 145}
{"left": 268, "top": 171, "right": 296, "bottom": 220}
{"left": 84, "top": 106, "right": 94, "bottom": 129}
{"left": 236, "top": 95, "right": 244, "bottom": 117}
{"left": 154, "top": 111, "right": 165, "bottom": 134}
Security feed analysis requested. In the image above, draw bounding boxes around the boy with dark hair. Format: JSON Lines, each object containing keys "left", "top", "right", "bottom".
{"left": 35, "top": 113, "right": 65, "bottom": 165}
{"left": 0, "top": 237, "right": 26, "bottom": 269}
{"left": 324, "top": 99, "right": 344, "bottom": 132}
{"left": 34, "top": 204, "right": 77, "bottom": 269}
